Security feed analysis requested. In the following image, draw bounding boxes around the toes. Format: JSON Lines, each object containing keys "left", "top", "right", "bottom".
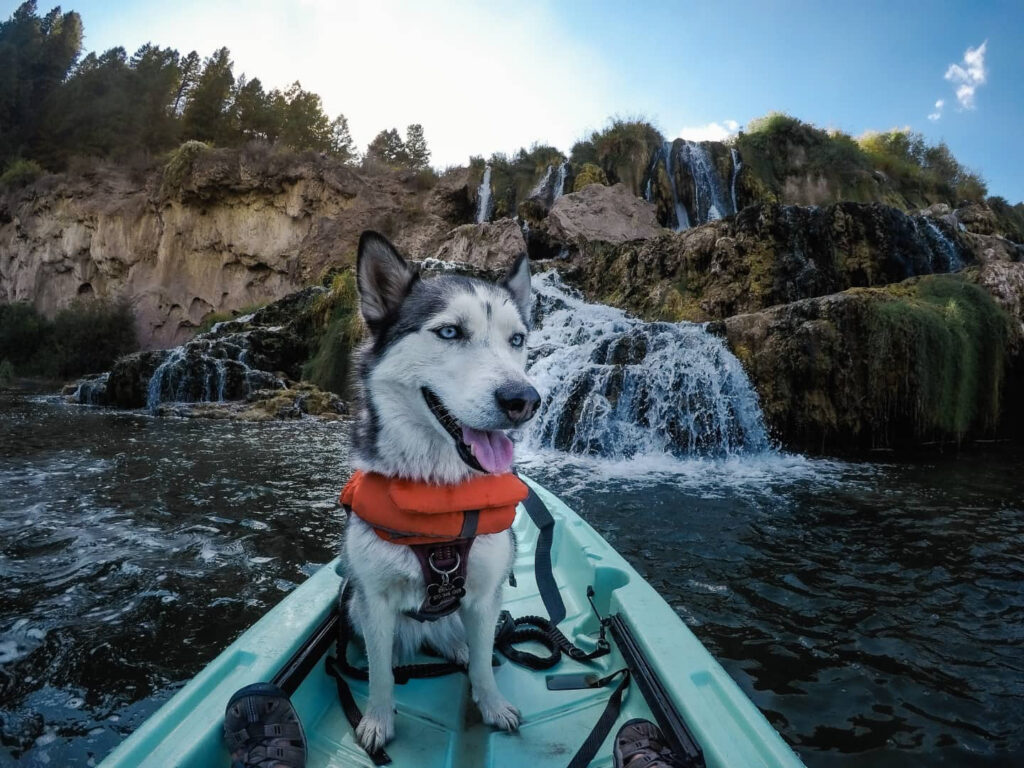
{"left": 479, "top": 698, "right": 520, "bottom": 731}
{"left": 355, "top": 708, "right": 394, "bottom": 751}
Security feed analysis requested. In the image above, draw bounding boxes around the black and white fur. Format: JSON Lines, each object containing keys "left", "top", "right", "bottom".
{"left": 341, "top": 232, "right": 537, "bottom": 751}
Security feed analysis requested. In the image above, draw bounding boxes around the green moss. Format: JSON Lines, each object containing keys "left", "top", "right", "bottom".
{"left": 572, "top": 163, "right": 608, "bottom": 192}
{"left": 301, "top": 271, "right": 362, "bottom": 397}
{"left": 196, "top": 303, "right": 266, "bottom": 334}
{"left": 864, "top": 275, "right": 1009, "bottom": 440}
{"left": 161, "top": 140, "right": 211, "bottom": 194}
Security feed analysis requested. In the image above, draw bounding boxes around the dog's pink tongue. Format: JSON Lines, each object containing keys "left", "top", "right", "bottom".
{"left": 461, "top": 426, "right": 515, "bottom": 474}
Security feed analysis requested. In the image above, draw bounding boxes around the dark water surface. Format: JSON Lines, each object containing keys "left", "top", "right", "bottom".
{"left": 1, "top": 389, "right": 1022, "bottom": 767}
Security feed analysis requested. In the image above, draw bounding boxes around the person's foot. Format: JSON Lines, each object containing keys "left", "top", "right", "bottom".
{"left": 613, "top": 718, "right": 677, "bottom": 768}
{"left": 223, "top": 682, "right": 307, "bottom": 768}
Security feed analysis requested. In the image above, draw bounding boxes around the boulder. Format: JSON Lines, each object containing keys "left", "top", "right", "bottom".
{"left": 543, "top": 183, "right": 661, "bottom": 248}
{"left": 433, "top": 219, "right": 526, "bottom": 271}
{"left": 723, "top": 273, "right": 1016, "bottom": 452}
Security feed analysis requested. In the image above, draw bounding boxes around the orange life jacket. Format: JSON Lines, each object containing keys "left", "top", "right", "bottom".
{"left": 340, "top": 470, "right": 528, "bottom": 546}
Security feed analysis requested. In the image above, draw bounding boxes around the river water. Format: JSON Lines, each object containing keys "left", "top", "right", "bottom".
{"left": 1, "top": 388, "right": 1022, "bottom": 767}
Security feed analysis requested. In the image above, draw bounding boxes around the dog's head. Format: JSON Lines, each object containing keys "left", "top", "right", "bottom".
{"left": 352, "top": 231, "right": 539, "bottom": 481}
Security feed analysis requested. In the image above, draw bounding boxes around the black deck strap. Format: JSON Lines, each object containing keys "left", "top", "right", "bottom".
{"left": 519, "top": 484, "right": 566, "bottom": 625}
{"left": 325, "top": 656, "right": 392, "bottom": 766}
{"left": 565, "top": 669, "right": 631, "bottom": 768}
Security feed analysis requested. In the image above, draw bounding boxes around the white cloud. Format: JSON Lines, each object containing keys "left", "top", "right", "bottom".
{"left": 935, "top": 99, "right": 945, "bottom": 109}
{"left": 677, "top": 120, "right": 740, "bottom": 142}
{"left": 928, "top": 112, "right": 941, "bottom": 122}
{"left": 944, "top": 41, "right": 988, "bottom": 109}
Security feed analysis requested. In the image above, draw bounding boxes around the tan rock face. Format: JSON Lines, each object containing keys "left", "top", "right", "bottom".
{"left": 433, "top": 219, "right": 526, "bottom": 270}
{"left": 0, "top": 149, "right": 459, "bottom": 349}
{"left": 544, "top": 183, "right": 662, "bottom": 246}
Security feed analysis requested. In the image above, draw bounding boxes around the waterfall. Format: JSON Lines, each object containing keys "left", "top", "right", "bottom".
{"left": 679, "top": 141, "right": 728, "bottom": 223}
{"left": 919, "top": 217, "right": 963, "bottom": 272}
{"left": 525, "top": 273, "right": 771, "bottom": 459}
{"left": 530, "top": 165, "right": 554, "bottom": 199}
{"left": 663, "top": 142, "right": 691, "bottom": 231}
{"left": 476, "top": 165, "right": 493, "bottom": 224}
{"left": 144, "top": 330, "right": 284, "bottom": 412}
{"left": 730, "top": 148, "right": 743, "bottom": 215}
{"left": 552, "top": 160, "right": 569, "bottom": 201}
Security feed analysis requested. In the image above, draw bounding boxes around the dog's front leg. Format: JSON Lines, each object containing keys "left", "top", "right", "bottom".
{"left": 355, "top": 596, "right": 397, "bottom": 751}
{"left": 462, "top": 590, "right": 520, "bottom": 731}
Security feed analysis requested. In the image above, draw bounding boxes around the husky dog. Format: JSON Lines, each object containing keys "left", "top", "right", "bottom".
{"left": 341, "top": 231, "right": 540, "bottom": 751}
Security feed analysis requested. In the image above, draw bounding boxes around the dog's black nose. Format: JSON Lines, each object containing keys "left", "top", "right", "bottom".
{"left": 496, "top": 383, "right": 541, "bottom": 424}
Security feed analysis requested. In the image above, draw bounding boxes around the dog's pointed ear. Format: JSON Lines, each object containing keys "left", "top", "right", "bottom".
{"left": 502, "top": 252, "right": 532, "bottom": 327}
{"left": 356, "top": 231, "right": 418, "bottom": 330}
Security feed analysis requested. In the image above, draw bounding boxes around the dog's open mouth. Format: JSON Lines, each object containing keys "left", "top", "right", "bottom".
{"left": 422, "top": 387, "right": 514, "bottom": 474}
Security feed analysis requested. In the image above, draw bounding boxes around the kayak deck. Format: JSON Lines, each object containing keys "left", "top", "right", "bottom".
{"left": 100, "top": 477, "right": 805, "bottom": 767}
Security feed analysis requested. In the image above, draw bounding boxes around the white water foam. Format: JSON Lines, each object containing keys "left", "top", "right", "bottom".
{"left": 524, "top": 272, "right": 769, "bottom": 461}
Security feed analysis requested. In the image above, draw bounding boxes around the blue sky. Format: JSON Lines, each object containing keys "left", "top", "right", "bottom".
{"left": 11, "top": 0, "right": 1023, "bottom": 201}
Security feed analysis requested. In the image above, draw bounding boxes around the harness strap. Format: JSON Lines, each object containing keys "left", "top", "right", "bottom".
{"left": 405, "top": 539, "right": 473, "bottom": 621}
{"left": 565, "top": 669, "right": 632, "bottom": 768}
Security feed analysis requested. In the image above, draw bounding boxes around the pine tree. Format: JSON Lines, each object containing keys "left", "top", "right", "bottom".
{"left": 366, "top": 128, "right": 408, "bottom": 167}
{"left": 404, "top": 123, "right": 430, "bottom": 169}
{"left": 329, "top": 114, "right": 355, "bottom": 163}
{"left": 181, "top": 47, "right": 234, "bottom": 144}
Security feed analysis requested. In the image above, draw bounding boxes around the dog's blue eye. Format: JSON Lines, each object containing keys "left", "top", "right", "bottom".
{"left": 436, "top": 325, "right": 461, "bottom": 340}
{"left": 510, "top": 333, "right": 525, "bottom": 348}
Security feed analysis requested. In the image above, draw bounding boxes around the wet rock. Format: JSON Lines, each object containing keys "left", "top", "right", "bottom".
{"left": 569, "top": 202, "right": 975, "bottom": 322}
{"left": 723, "top": 272, "right": 1017, "bottom": 452}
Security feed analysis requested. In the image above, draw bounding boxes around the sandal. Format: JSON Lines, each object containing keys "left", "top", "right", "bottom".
{"left": 223, "top": 682, "right": 307, "bottom": 768}
{"left": 613, "top": 718, "right": 677, "bottom": 768}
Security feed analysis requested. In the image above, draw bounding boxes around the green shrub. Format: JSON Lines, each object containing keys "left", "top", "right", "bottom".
{"left": 588, "top": 118, "right": 663, "bottom": 194}
{"left": 573, "top": 163, "right": 609, "bottom": 192}
{"left": 161, "top": 140, "right": 211, "bottom": 193}
{"left": 0, "top": 303, "right": 51, "bottom": 366}
{"left": 0, "top": 358, "right": 14, "bottom": 386}
{"left": 0, "top": 158, "right": 45, "bottom": 189}
{"left": 48, "top": 299, "right": 138, "bottom": 378}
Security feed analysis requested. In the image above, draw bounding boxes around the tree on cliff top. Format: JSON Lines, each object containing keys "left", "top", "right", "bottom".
{"left": 366, "top": 128, "right": 409, "bottom": 167}
{"left": 404, "top": 124, "right": 430, "bottom": 170}
{"left": 181, "top": 47, "right": 234, "bottom": 144}
{"left": 0, "top": 2, "right": 83, "bottom": 161}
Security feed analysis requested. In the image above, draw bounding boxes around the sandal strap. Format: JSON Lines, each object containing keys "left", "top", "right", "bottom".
{"left": 246, "top": 743, "right": 306, "bottom": 767}
{"left": 226, "top": 722, "right": 304, "bottom": 750}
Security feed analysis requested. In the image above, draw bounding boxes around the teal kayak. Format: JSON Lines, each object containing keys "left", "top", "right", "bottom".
{"left": 99, "top": 477, "right": 805, "bottom": 768}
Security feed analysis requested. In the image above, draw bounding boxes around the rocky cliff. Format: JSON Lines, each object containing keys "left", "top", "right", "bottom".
{"left": 0, "top": 145, "right": 474, "bottom": 348}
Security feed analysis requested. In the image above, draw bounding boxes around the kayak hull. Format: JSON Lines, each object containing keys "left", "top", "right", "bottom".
{"left": 99, "top": 477, "right": 805, "bottom": 767}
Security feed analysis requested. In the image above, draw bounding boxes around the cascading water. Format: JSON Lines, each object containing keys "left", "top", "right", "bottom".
{"left": 918, "top": 217, "right": 963, "bottom": 272}
{"left": 552, "top": 160, "right": 569, "bottom": 201}
{"left": 144, "top": 329, "right": 285, "bottom": 411}
{"left": 476, "top": 165, "right": 493, "bottom": 224}
{"left": 525, "top": 272, "right": 771, "bottom": 459}
{"left": 679, "top": 141, "right": 728, "bottom": 223}
{"left": 530, "top": 165, "right": 554, "bottom": 200}
{"left": 663, "top": 142, "right": 691, "bottom": 231}
{"left": 730, "top": 148, "right": 743, "bottom": 215}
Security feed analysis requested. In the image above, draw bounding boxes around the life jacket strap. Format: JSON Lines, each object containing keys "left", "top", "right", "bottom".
{"left": 404, "top": 539, "right": 474, "bottom": 621}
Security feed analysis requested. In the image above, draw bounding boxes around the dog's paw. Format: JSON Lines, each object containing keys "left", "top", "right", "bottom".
{"left": 356, "top": 706, "right": 395, "bottom": 752}
{"left": 477, "top": 694, "right": 520, "bottom": 731}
